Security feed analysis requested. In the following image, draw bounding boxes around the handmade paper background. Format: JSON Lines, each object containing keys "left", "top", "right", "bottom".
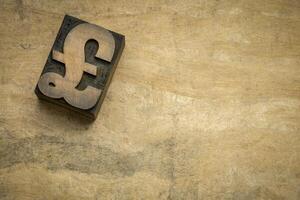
{"left": 0, "top": 0, "right": 299, "bottom": 199}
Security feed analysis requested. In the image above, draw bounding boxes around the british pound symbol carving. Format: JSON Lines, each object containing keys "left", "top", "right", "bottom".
{"left": 38, "top": 23, "right": 115, "bottom": 109}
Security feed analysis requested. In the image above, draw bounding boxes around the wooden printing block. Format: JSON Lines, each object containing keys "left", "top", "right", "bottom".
{"left": 35, "top": 15, "right": 125, "bottom": 120}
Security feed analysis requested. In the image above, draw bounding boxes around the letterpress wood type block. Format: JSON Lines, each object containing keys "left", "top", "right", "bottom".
{"left": 35, "top": 15, "right": 125, "bottom": 120}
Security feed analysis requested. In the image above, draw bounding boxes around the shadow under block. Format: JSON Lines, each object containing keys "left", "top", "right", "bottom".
{"left": 35, "top": 15, "right": 125, "bottom": 120}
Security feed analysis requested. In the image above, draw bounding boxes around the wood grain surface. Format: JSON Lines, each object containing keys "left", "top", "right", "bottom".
{"left": 0, "top": 0, "right": 299, "bottom": 199}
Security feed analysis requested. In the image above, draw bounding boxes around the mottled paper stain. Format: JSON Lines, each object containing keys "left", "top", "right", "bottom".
{"left": 1, "top": 0, "right": 300, "bottom": 199}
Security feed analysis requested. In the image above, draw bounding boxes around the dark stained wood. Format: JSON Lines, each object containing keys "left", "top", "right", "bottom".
{"left": 35, "top": 15, "right": 125, "bottom": 120}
